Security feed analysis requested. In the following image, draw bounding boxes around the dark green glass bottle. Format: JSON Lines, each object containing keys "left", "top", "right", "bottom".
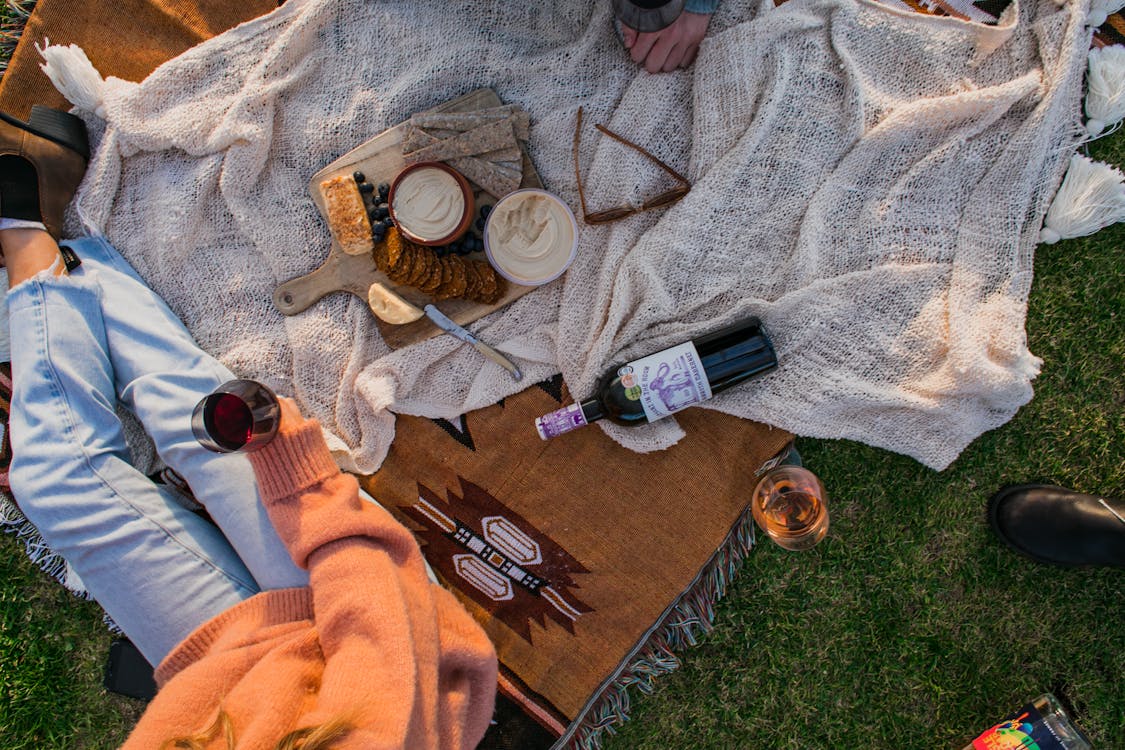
{"left": 535, "top": 317, "right": 777, "bottom": 439}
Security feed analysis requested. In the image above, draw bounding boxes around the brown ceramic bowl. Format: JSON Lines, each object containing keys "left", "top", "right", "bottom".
{"left": 387, "top": 162, "right": 475, "bottom": 247}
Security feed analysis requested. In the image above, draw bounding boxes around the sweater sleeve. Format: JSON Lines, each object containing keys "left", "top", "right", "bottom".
{"left": 247, "top": 403, "right": 497, "bottom": 750}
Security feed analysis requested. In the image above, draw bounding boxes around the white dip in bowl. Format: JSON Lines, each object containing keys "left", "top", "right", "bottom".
{"left": 389, "top": 163, "right": 472, "bottom": 245}
{"left": 484, "top": 189, "right": 577, "bottom": 286}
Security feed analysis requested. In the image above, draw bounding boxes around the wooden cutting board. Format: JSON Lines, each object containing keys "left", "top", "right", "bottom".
{"left": 272, "top": 88, "right": 544, "bottom": 349}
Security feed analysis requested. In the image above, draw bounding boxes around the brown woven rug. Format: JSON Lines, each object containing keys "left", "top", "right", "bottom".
{"left": 0, "top": 3, "right": 793, "bottom": 747}
{"left": 360, "top": 376, "right": 790, "bottom": 746}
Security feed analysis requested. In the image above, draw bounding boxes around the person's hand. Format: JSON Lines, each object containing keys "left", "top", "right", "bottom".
{"left": 622, "top": 11, "right": 712, "bottom": 74}
{"left": 276, "top": 397, "right": 306, "bottom": 434}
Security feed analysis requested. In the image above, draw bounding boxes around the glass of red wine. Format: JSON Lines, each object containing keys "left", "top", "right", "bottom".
{"left": 191, "top": 379, "right": 280, "bottom": 453}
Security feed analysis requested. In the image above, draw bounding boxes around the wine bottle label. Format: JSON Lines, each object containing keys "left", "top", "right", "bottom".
{"left": 535, "top": 403, "right": 589, "bottom": 440}
{"left": 970, "top": 702, "right": 1070, "bottom": 750}
{"left": 624, "top": 341, "right": 713, "bottom": 421}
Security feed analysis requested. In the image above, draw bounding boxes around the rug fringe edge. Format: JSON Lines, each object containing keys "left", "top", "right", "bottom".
{"left": 563, "top": 508, "right": 756, "bottom": 750}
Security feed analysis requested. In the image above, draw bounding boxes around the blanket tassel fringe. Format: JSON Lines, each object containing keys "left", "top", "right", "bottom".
{"left": 1087, "top": 0, "right": 1125, "bottom": 27}
{"left": 35, "top": 39, "right": 108, "bottom": 117}
{"left": 1, "top": 493, "right": 121, "bottom": 633}
{"left": 1039, "top": 153, "right": 1125, "bottom": 244}
{"left": 1085, "top": 44, "right": 1125, "bottom": 137}
{"left": 565, "top": 510, "right": 756, "bottom": 750}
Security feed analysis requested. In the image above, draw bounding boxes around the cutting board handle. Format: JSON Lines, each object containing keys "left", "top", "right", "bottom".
{"left": 273, "top": 263, "right": 340, "bottom": 315}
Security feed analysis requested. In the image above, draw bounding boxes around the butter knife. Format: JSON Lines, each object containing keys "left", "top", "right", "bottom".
{"left": 423, "top": 305, "right": 523, "bottom": 381}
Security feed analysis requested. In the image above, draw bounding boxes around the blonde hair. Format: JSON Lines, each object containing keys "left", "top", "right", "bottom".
{"left": 160, "top": 709, "right": 352, "bottom": 750}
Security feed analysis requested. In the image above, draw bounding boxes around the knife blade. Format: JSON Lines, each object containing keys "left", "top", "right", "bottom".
{"left": 424, "top": 305, "right": 523, "bottom": 381}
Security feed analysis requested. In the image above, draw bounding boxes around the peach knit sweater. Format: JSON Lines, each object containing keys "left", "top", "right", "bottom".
{"left": 121, "top": 406, "right": 498, "bottom": 749}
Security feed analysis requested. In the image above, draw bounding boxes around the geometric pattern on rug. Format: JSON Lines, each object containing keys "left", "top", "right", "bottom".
{"left": 405, "top": 476, "right": 594, "bottom": 644}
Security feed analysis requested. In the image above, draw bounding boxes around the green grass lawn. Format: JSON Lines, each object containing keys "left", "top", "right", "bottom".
{"left": 1, "top": 7, "right": 1122, "bottom": 750}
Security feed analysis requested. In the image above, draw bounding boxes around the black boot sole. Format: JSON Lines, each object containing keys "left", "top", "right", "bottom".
{"left": 0, "top": 106, "right": 89, "bottom": 160}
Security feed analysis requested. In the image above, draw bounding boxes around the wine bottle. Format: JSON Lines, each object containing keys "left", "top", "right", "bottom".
{"left": 535, "top": 317, "right": 777, "bottom": 440}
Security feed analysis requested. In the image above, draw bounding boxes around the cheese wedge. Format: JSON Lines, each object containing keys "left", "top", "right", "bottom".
{"left": 367, "top": 282, "right": 424, "bottom": 324}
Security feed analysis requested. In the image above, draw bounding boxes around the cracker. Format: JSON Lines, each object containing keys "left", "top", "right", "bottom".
{"left": 450, "top": 156, "right": 520, "bottom": 199}
{"left": 476, "top": 146, "right": 522, "bottom": 163}
{"left": 385, "top": 226, "right": 407, "bottom": 268}
{"left": 403, "top": 119, "right": 515, "bottom": 163}
{"left": 487, "top": 276, "right": 507, "bottom": 305}
{"left": 470, "top": 259, "right": 499, "bottom": 303}
{"left": 319, "top": 175, "right": 374, "bottom": 256}
{"left": 433, "top": 257, "right": 457, "bottom": 299}
{"left": 445, "top": 257, "right": 470, "bottom": 298}
{"left": 373, "top": 226, "right": 404, "bottom": 273}
{"left": 402, "top": 124, "right": 458, "bottom": 152}
{"left": 410, "top": 105, "right": 527, "bottom": 137}
{"left": 419, "top": 254, "right": 446, "bottom": 294}
{"left": 461, "top": 257, "right": 481, "bottom": 300}
{"left": 408, "top": 247, "right": 436, "bottom": 288}
{"left": 386, "top": 239, "right": 420, "bottom": 285}
{"left": 468, "top": 260, "right": 495, "bottom": 301}
{"left": 386, "top": 252, "right": 414, "bottom": 285}
{"left": 509, "top": 109, "right": 531, "bottom": 142}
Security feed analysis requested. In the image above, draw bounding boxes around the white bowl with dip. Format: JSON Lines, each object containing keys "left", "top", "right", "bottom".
{"left": 483, "top": 189, "right": 578, "bottom": 286}
{"left": 388, "top": 162, "right": 474, "bottom": 246}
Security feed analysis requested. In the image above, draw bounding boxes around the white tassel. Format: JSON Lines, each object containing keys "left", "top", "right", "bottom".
{"left": 1087, "top": 0, "right": 1125, "bottom": 27}
{"left": 1039, "top": 154, "right": 1125, "bottom": 244}
{"left": 62, "top": 563, "right": 88, "bottom": 595}
{"left": 1085, "top": 45, "right": 1125, "bottom": 136}
{"left": 35, "top": 39, "right": 108, "bottom": 118}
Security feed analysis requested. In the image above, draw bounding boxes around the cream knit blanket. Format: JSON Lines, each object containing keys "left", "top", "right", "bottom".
{"left": 56, "top": 0, "right": 1089, "bottom": 472}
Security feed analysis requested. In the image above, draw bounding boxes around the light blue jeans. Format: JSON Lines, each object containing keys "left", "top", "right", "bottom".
{"left": 6, "top": 236, "right": 308, "bottom": 667}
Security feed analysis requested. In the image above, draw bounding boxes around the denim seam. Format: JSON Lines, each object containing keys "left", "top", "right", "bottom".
{"left": 32, "top": 280, "right": 259, "bottom": 596}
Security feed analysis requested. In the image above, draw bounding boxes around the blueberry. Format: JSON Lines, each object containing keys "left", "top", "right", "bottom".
{"left": 377, "top": 183, "right": 390, "bottom": 197}
{"left": 382, "top": 216, "right": 395, "bottom": 227}
{"left": 358, "top": 182, "right": 375, "bottom": 194}
{"left": 479, "top": 204, "right": 492, "bottom": 218}
{"left": 372, "top": 223, "right": 386, "bottom": 239}
{"left": 353, "top": 171, "right": 366, "bottom": 183}
{"left": 457, "top": 243, "right": 473, "bottom": 256}
{"left": 373, "top": 206, "right": 389, "bottom": 220}
{"left": 475, "top": 217, "right": 486, "bottom": 231}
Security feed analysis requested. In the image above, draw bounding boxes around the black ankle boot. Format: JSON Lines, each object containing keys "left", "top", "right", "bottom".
{"left": 0, "top": 106, "right": 90, "bottom": 240}
{"left": 988, "top": 484, "right": 1125, "bottom": 568}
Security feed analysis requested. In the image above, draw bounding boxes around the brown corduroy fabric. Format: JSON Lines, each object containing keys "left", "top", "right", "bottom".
{"left": 0, "top": 0, "right": 279, "bottom": 118}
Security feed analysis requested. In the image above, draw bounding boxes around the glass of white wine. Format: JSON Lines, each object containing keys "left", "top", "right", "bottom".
{"left": 751, "top": 465, "right": 829, "bottom": 551}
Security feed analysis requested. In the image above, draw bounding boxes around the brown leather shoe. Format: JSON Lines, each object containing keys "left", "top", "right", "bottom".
{"left": 0, "top": 106, "right": 90, "bottom": 241}
{"left": 988, "top": 484, "right": 1125, "bottom": 568}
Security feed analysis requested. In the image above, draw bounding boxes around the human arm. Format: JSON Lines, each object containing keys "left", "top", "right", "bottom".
{"left": 620, "top": 0, "right": 717, "bottom": 73}
{"left": 247, "top": 399, "right": 497, "bottom": 749}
